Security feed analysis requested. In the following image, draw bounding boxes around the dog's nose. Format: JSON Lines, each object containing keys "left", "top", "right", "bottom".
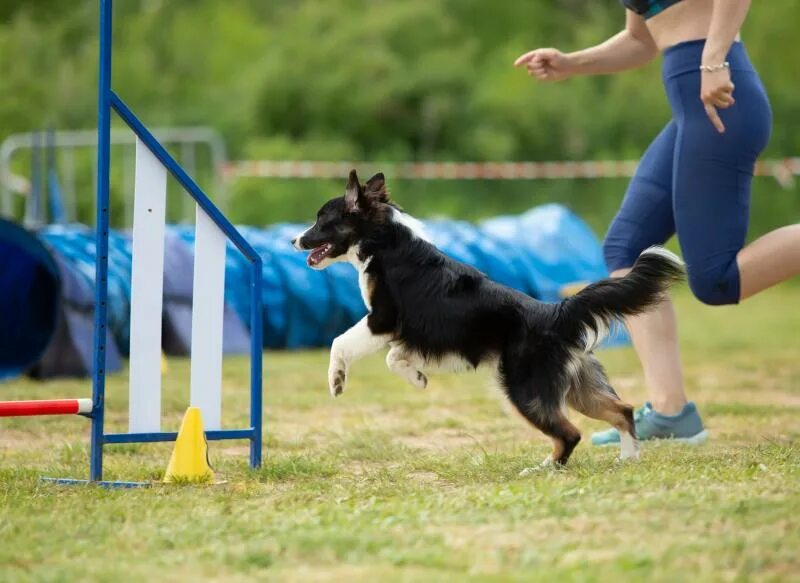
{"left": 291, "top": 237, "right": 297, "bottom": 246}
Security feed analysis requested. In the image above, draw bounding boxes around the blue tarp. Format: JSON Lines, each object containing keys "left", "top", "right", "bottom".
{"left": 218, "top": 203, "right": 628, "bottom": 349}
{"left": 40, "top": 225, "right": 134, "bottom": 354}
{"left": 0, "top": 203, "right": 627, "bottom": 381}
{"left": 160, "top": 229, "right": 251, "bottom": 356}
{"left": 39, "top": 225, "right": 251, "bottom": 359}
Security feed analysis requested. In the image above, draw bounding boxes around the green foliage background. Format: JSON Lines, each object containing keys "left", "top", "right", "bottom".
{"left": 2, "top": 0, "right": 798, "bottom": 235}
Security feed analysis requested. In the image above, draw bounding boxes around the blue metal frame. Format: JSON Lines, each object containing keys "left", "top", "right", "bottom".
{"left": 45, "top": 128, "right": 66, "bottom": 224}
{"left": 79, "top": 0, "right": 263, "bottom": 485}
{"left": 41, "top": 478, "right": 150, "bottom": 489}
{"left": 90, "top": 0, "right": 113, "bottom": 482}
{"left": 104, "top": 429, "right": 256, "bottom": 444}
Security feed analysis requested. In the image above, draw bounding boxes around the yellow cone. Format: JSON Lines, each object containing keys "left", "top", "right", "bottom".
{"left": 163, "top": 406, "right": 213, "bottom": 483}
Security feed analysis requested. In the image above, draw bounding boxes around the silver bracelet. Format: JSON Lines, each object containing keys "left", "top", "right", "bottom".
{"left": 699, "top": 61, "right": 730, "bottom": 73}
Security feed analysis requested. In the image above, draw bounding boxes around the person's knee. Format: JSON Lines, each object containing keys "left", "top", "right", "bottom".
{"left": 686, "top": 264, "right": 740, "bottom": 306}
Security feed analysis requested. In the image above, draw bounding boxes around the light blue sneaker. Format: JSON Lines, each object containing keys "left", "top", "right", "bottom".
{"left": 591, "top": 401, "right": 709, "bottom": 446}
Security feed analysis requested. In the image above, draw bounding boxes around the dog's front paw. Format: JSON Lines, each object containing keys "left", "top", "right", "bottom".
{"left": 328, "top": 366, "right": 347, "bottom": 398}
{"left": 411, "top": 370, "right": 427, "bottom": 389}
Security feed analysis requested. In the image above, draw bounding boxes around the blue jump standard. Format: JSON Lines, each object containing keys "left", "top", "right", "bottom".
{"left": 40, "top": 0, "right": 263, "bottom": 486}
{"left": 42, "top": 428, "right": 258, "bottom": 486}
{"left": 40, "top": 478, "right": 151, "bottom": 489}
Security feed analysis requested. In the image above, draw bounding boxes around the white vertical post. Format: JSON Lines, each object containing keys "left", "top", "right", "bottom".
{"left": 128, "top": 138, "right": 167, "bottom": 433}
{"left": 189, "top": 206, "right": 226, "bottom": 430}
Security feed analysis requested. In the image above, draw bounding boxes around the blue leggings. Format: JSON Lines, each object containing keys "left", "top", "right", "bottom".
{"left": 603, "top": 40, "right": 772, "bottom": 305}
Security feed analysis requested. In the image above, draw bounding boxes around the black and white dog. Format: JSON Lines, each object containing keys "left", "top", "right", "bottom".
{"left": 292, "top": 170, "right": 684, "bottom": 467}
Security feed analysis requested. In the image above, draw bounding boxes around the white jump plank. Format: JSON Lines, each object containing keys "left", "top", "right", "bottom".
{"left": 189, "top": 206, "right": 226, "bottom": 430}
{"left": 128, "top": 138, "right": 167, "bottom": 433}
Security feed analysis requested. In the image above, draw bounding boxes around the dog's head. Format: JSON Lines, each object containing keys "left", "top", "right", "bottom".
{"left": 291, "top": 169, "right": 390, "bottom": 269}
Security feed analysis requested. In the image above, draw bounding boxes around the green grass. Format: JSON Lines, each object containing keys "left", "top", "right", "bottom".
{"left": 1, "top": 283, "right": 799, "bottom": 582}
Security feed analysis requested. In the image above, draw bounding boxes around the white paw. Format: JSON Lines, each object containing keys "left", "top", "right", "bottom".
{"left": 617, "top": 449, "right": 641, "bottom": 462}
{"left": 328, "top": 365, "right": 346, "bottom": 398}
{"left": 388, "top": 356, "right": 428, "bottom": 389}
{"left": 519, "top": 455, "right": 555, "bottom": 477}
{"left": 408, "top": 369, "right": 427, "bottom": 389}
{"left": 618, "top": 434, "right": 641, "bottom": 461}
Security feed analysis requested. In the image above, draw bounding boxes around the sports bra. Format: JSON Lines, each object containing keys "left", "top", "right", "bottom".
{"left": 621, "top": 0, "right": 684, "bottom": 19}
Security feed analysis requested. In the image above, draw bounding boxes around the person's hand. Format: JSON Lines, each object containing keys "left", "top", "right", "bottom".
{"left": 700, "top": 67, "right": 735, "bottom": 134}
{"left": 514, "top": 48, "right": 574, "bottom": 82}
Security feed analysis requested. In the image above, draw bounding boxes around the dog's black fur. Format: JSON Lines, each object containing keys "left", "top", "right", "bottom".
{"left": 293, "top": 170, "right": 684, "bottom": 466}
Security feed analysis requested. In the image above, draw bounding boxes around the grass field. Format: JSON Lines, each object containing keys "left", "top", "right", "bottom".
{"left": 1, "top": 283, "right": 798, "bottom": 582}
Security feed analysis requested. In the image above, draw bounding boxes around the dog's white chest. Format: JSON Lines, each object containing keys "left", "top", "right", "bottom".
{"left": 358, "top": 268, "right": 372, "bottom": 311}
{"left": 347, "top": 247, "right": 373, "bottom": 311}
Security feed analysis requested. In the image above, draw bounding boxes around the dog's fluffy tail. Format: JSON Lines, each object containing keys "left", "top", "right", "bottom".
{"left": 557, "top": 247, "right": 685, "bottom": 352}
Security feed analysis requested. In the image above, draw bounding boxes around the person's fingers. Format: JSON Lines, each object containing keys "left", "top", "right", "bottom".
{"left": 713, "top": 97, "right": 733, "bottom": 108}
{"left": 527, "top": 62, "right": 551, "bottom": 78}
{"left": 527, "top": 63, "right": 548, "bottom": 75}
{"left": 704, "top": 104, "right": 725, "bottom": 133}
{"left": 514, "top": 50, "right": 539, "bottom": 67}
{"left": 527, "top": 69, "right": 554, "bottom": 82}
{"left": 710, "top": 90, "right": 735, "bottom": 107}
{"left": 714, "top": 88, "right": 736, "bottom": 106}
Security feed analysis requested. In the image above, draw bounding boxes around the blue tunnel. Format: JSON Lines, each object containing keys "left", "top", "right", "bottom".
{"left": 0, "top": 219, "right": 60, "bottom": 380}
{"left": 0, "top": 204, "right": 628, "bottom": 381}
{"left": 0, "top": 218, "right": 122, "bottom": 380}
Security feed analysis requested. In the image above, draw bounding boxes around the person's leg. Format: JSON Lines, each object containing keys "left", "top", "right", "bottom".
{"left": 602, "top": 121, "right": 688, "bottom": 415}
{"left": 738, "top": 225, "right": 800, "bottom": 299}
{"left": 669, "top": 58, "right": 777, "bottom": 306}
{"left": 611, "top": 291, "right": 687, "bottom": 414}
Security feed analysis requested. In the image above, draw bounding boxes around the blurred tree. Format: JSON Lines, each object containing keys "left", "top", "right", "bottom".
{"left": 0, "top": 0, "right": 797, "bottom": 228}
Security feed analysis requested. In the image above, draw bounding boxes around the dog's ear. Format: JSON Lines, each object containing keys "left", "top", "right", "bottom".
{"left": 364, "top": 172, "right": 388, "bottom": 204}
{"left": 344, "top": 169, "right": 362, "bottom": 213}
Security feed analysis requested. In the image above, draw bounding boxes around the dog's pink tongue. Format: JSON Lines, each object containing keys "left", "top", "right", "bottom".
{"left": 307, "top": 245, "right": 326, "bottom": 266}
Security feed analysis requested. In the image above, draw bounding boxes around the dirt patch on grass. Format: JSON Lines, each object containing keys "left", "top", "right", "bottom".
{"left": 405, "top": 470, "right": 440, "bottom": 483}
{"left": 395, "top": 428, "right": 482, "bottom": 452}
{"left": 0, "top": 428, "right": 53, "bottom": 451}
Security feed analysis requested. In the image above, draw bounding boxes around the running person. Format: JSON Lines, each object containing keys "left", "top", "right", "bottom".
{"left": 515, "top": 0, "right": 800, "bottom": 444}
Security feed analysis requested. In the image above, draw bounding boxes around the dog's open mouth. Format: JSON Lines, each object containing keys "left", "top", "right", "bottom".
{"left": 307, "top": 243, "right": 334, "bottom": 267}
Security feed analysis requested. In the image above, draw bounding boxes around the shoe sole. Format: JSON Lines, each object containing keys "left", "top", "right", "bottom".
{"left": 592, "top": 429, "right": 710, "bottom": 447}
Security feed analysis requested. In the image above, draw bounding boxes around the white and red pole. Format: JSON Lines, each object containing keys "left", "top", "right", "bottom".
{"left": 0, "top": 399, "right": 93, "bottom": 417}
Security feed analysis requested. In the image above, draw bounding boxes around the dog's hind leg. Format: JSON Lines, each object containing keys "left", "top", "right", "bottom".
{"left": 503, "top": 356, "right": 582, "bottom": 470}
{"left": 566, "top": 355, "right": 639, "bottom": 460}
{"left": 520, "top": 402, "right": 582, "bottom": 468}
{"left": 386, "top": 344, "right": 427, "bottom": 389}
{"left": 507, "top": 389, "right": 582, "bottom": 468}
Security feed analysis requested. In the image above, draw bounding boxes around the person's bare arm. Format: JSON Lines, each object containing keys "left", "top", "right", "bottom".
{"left": 569, "top": 11, "right": 659, "bottom": 75}
{"left": 699, "top": 0, "right": 752, "bottom": 133}
{"left": 514, "top": 11, "right": 658, "bottom": 81}
{"left": 702, "top": 0, "right": 751, "bottom": 66}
